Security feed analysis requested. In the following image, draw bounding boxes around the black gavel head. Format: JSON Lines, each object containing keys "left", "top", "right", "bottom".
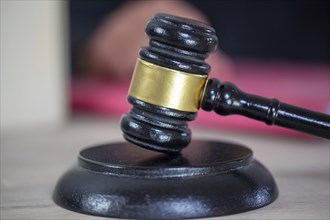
{"left": 120, "top": 13, "right": 218, "bottom": 154}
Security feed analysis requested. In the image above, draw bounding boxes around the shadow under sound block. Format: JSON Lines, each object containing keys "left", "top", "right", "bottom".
{"left": 53, "top": 140, "right": 278, "bottom": 219}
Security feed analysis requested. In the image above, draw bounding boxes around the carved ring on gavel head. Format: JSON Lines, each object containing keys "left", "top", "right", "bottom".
{"left": 120, "top": 13, "right": 330, "bottom": 154}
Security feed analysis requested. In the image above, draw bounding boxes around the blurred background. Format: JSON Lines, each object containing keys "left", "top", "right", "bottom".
{"left": 1, "top": 0, "right": 329, "bottom": 137}
{"left": 1, "top": 1, "right": 68, "bottom": 132}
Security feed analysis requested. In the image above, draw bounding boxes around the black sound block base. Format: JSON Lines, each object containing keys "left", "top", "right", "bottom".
{"left": 53, "top": 140, "right": 278, "bottom": 219}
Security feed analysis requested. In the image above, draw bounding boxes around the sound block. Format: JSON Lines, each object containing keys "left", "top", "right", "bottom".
{"left": 53, "top": 140, "right": 278, "bottom": 219}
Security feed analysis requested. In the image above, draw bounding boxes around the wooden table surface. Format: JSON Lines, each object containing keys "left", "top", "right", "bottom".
{"left": 1, "top": 115, "right": 329, "bottom": 219}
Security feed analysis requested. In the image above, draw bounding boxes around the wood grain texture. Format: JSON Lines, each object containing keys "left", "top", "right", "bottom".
{"left": 1, "top": 115, "right": 329, "bottom": 219}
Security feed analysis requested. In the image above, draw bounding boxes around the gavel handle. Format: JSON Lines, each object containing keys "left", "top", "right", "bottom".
{"left": 201, "top": 78, "right": 330, "bottom": 139}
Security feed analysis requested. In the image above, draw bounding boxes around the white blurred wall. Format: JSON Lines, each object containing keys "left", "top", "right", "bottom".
{"left": 1, "top": 1, "right": 68, "bottom": 132}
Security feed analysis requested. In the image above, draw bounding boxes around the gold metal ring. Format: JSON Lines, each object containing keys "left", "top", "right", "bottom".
{"left": 128, "top": 58, "right": 208, "bottom": 112}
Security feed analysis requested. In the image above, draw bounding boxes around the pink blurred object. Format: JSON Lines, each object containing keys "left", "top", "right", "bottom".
{"left": 71, "top": 61, "right": 329, "bottom": 138}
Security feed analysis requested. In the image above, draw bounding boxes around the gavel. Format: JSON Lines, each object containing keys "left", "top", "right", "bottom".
{"left": 121, "top": 13, "right": 330, "bottom": 154}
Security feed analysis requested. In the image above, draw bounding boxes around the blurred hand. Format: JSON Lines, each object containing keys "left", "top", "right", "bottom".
{"left": 82, "top": 0, "right": 233, "bottom": 81}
